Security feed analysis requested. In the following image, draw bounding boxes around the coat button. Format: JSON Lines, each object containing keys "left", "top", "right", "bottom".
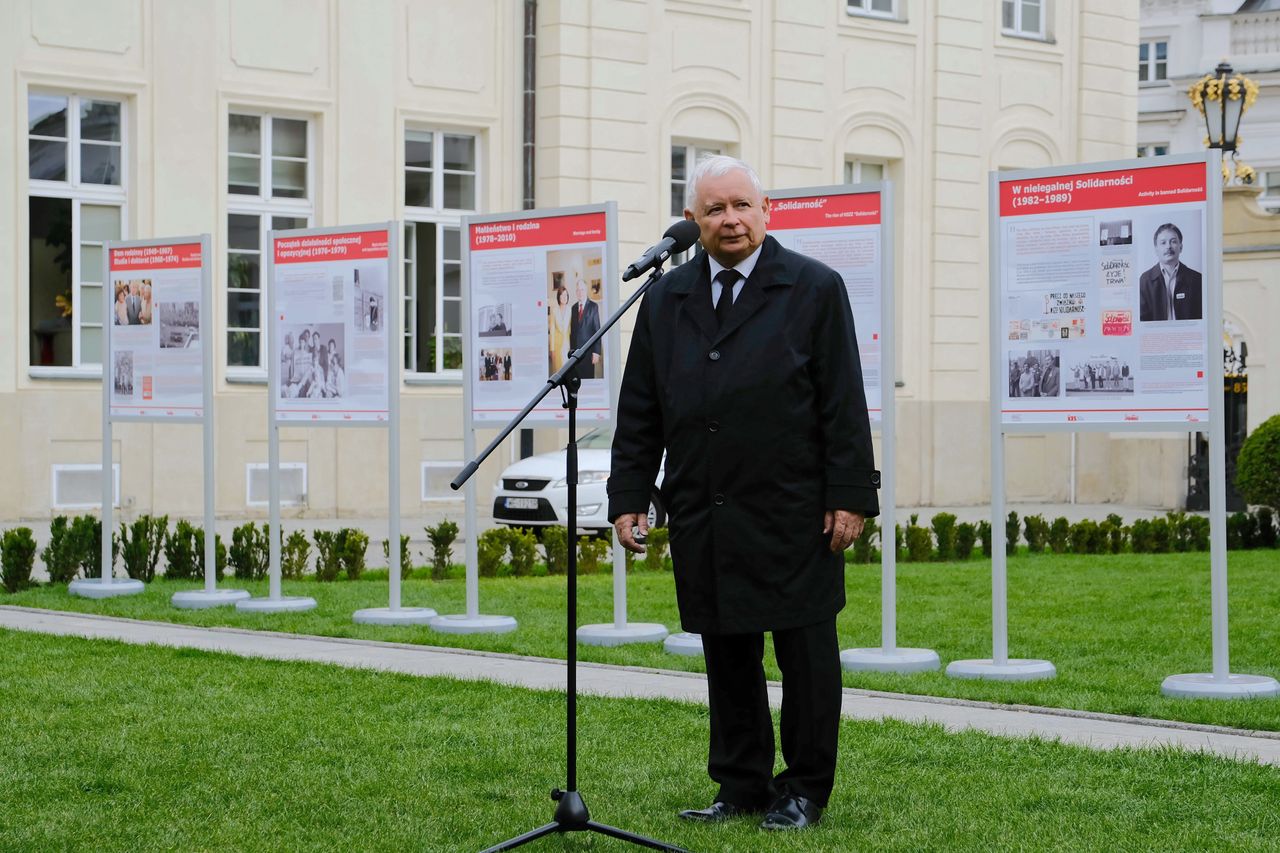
{"left": 708, "top": 350, "right": 721, "bottom": 361}
{"left": 713, "top": 493, "right": 725, "bottom": 506}
{"left": 708, "top": 420, "right": 720, "bottom": 433}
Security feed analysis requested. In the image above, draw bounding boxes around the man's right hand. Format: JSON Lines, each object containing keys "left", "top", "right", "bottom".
{"left": 614, "top": 512, "right": 649, "bottom": 554}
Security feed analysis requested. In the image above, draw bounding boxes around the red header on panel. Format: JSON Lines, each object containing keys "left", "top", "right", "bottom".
{"left": 274, "top": 230, "right": 389, "bottom": 264}
{"left": 1000, "top": 162, "right": 1206, "bottom": 217}
{"left": 769, "top": 192, "right": 881, "bottom": 230}
{"left": 110, "top": 243, "right": 203, "bottom": 271}
{"left": 470, "top": 212, "right": 607, "bottom": 251}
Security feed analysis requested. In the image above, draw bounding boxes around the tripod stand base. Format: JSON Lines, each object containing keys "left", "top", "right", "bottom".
{"left": 663, "top": 632, "right": 703, "bottom": 656}
{"left": 841, "top": 646, "right": 940, "bottom": 674}
{"left": 480, "top": 789, "right": 688, "bottom": 853}
{"left": 69, "top": 578, "right": 145, "bottom": 599}
{"left": 171, "top": 588, "right": 251, "bottom": 609}
{"left": 429, "top": 613, "right": 517, "bottom": 634}
{"left": 1161, "top": 672, "right": 1280, "bottom": 699}
{"left": 577, "top": 622, "right": 669, "bottom": 646}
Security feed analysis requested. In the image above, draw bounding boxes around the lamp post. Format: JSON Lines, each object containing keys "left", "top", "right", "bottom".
{"left": 1188, "top": 61, "right": 1259, "bottom": 184}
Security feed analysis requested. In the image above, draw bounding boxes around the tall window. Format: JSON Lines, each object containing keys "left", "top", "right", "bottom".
{"left": 846, "top": 0, "right": 897, "bottom": 19}
{"left": 671, "top": 143, "right": 722, "bottom": 218}
{"left": 1136, "top": 144, "right": 1169, "bottom": 159}
{"left": 844, "top": 159, "right": 885, "bottom": 185}
{"left": 1260, "top": 169, "right": 1280, "bottom": 212}
{"left": 403, "top": 129, "right": 478, "bottom": 374}
{"left": 1002, "top": 0, "right": 1045, "bottom": 39}
{"left": 28, "top": 91, "right": 126, "bottom": 371}
{"left": 1139, "top": 40, "right": 1168, "bottom": 83}
{"left": 226, "top": 112, "right": 313, "bottom": 370}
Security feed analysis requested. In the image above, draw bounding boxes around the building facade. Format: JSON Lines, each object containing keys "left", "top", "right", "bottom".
{"left": 3, "top": 0, "right": 1146, "bottom": 522}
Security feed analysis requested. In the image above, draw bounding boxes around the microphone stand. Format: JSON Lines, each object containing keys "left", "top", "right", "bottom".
{"left": 453, "top": 264, "right": 687, "bottom": 853}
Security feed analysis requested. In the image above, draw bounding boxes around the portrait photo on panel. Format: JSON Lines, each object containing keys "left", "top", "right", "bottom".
{"left": 478, "top": 303, "right": 513, "bottom": 338}
{"left": 280, "top": 322, "right": 346, "bottom": 400}
{"left": 1008, "top": 349, "right": 1062, "bottom": 399}
{"left": 546, "top": 246, "right": 604, "bottom": 378}
{"left": 478, "top": 348, "right": 513, "bottom": 382}
{"left": 114, "top": 279, "right": 154, "bottom": 326}
{"left": 1066, "top": 353, "right": 1134, "bottom": 396}
{"left": 353, "top": 265, "right": 386, "bottom": 334}
{"left": 159, "top": 301, "right": 200, "bottom": 349}
{"left": 1136, "top": 211, "right": 1203, "bottom": 322}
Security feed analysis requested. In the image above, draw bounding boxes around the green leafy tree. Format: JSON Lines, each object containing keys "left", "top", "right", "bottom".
{"left": 426, "top": 520, "right": 460, "bottom": 581}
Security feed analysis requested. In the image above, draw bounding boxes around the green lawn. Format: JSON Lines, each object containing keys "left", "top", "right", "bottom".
{"left": 2, "top": 629, "right": 1279, "bottom": 852}
{"left": 5, "top": 550, "right": 1280, "bottom": 731}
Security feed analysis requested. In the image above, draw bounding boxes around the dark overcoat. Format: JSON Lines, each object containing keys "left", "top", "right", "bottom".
{"left": 607, "top": 235, "right": 879, "bottom": 634}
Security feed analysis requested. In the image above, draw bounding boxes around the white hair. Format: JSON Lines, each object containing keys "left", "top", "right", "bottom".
{"left": 685, "top": 154, "right": 764, "bottom": 211}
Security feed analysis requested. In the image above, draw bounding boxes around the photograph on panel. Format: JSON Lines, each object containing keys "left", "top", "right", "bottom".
{"left": 546, "top": 246, "right": 604, "bottom": 378}
{"left": 280, "top": 323, "right": 346, "bottom": 399}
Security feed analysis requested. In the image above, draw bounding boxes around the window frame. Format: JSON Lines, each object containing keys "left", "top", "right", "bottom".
{"left": 402, "top": 127, "right": 480, "bottom": 378}
{"left": 1138, "top": 39, "right": 1169, "bottom": 84}
{"left": 845, "top": 0, "right": 898, "bottom": 21}
{"left": 224, "top": 109, "right": 315, "bottom": 377}
{"left": 1001, "top": 0, "right": 1047, "bottom": 41}
{"left": 1136, "top": 144, "right": 1169, "bottom": 159}
{"left": 669, "top": 141, "right": 727, "bottom": 265}
{"left": 1259, "top": 169, "right": 1280, "bottom": 211}
{"left": 844, "top": 158, "right": 887, "bottom": 185}
{"left": 27, "top": 89, "right": 129, "bottom": 378}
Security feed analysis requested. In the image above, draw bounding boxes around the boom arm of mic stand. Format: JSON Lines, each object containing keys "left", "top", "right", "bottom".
{"left": 451, "top": 264, "right": 666, "bottom": 491}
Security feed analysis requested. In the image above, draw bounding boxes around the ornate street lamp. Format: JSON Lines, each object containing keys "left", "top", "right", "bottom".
{"left": 1188, "top": 61, "right": 1259, "bottom": 184}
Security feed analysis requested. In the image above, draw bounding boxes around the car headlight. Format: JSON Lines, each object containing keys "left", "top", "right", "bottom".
{"left": 552, "top": 471, "right": 609, "bottom": 488}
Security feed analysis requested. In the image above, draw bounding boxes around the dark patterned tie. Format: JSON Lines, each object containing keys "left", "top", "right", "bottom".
{"left": 714, "top": 269, "right": 741, "bottom": 330}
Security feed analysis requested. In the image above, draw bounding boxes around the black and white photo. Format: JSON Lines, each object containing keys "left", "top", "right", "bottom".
{"left": 478, "top": 303, "right": 513, "bottom": 338}
{"left": 159, "top": 301, "right": 200, "bottom": 349}
{"left": 353, "top": 265, "right": 386, "bottom": 334}
{"left": 1007, "top": 349, "right": 1061, "bottom": 398}
{"left": 1137, "top": 212, "right": 1203, "bottom": 322}
{"left": 1099, "top": 219, "right": 1132, "bottom": 246}
{"left": 280, "top": 322, "right": 346, "bottom": 400}
{"left": 1066, "top": 354, "right": 1134, "bottom": 396}
{"left": 112, "top": 351, "right": 134, "bottom": 397}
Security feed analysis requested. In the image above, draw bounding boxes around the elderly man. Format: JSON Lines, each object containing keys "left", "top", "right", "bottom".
{"left": 608, "top": 155, "right": 879, "bottom": 832}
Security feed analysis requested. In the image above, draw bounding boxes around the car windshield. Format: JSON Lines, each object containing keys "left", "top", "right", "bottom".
{"left": 577, "top": 428, "right": 613, "bottom": 450}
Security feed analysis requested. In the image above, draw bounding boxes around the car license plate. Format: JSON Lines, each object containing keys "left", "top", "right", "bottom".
{"left": 504, "top": 497, "right": 538, "bottom": 510}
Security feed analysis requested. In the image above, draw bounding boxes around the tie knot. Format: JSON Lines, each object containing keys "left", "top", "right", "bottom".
{"left": 715, "top": 269, "right": 741, "bottom": 287}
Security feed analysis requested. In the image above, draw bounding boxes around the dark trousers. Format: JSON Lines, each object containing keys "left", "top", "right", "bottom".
{"left": 700, "top": 618, "right": 842, "bottom": 809}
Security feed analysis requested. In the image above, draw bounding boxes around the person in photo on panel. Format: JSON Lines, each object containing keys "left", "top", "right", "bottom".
{"left": 1039, "top": 354, "right": 1060, "bottom": 397}
{"left": 609, "top": 154, "right": 879, "bottom": 833}
{"left": 568, "top": 273, "right": 601, "bottom": 379}
{"left": 549, "top": 287, "right": 571, "bottom": 373}
{"left": 115, "top": 286, "right": 129, "bottom": 326}
{"left": 1139, "top": 223, "right": 1202, "bottom": 321}
{"left": 139, "top": 282, "right": 153, "bottom": 325}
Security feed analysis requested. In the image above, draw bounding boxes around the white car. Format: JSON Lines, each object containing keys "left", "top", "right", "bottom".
{"left": 492, "top": 427, "right": 665, "bottom": 535}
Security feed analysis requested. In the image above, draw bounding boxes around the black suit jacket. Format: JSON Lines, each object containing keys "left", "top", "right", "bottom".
{"left": 608, "top": 236, "right": 879, "bottom": 634}
{"left": 1139, "top": 263, "right": 1202, "bottom": 321}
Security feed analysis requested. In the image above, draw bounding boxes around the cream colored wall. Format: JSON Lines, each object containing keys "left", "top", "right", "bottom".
{"left": 2, "top": 0, "right": 1164, "bottom": 521}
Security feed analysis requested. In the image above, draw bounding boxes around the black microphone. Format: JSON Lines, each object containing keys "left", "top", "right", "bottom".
{"left": 622, "top": 219, "right": 701, "bottom": 281}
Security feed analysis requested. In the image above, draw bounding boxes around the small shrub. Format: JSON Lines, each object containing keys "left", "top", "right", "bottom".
{"left": 312, "top": 531, "right": 342, "bottom": 581}
{"left": 931, "top": 513, "right": 957, "bottom": 561}
{"left": 895, "top": 524, "right": 905, "bottom": 561}
{"left": 850, "top": 518, "right": 878, "bottom": 564}
{"left": 1130, "top": 519, "right": 1153, "bottom": 553}
{"left": 381, "top": 534, "right": 412, "bottom": 580}
{"left": 904, "top": 515, "right": 932, "bottom": 563}
{"left": 1149, "top": 517, "right": 1172, "bottom": 553}
{"left": 1068, "top": 519, "right": 1103, "bottom": 555}
{"left": 477, "top": 528, "right": 508, "bottom": 578}
{"left": 541, "top": 525, "right": 569, "bottom": 576}
{"left": 1236, "top": 414, "right": 1280, "bottom": 511}
{"left": 1165, "top": 511, "right": 1192, "bottom": 553}
{"left": 193, "top": 528, "right": 227, "bottom": 581}
{"left": 426, "top": 520, "right": 460, "bottom": 581}
{"left": 71, "top": 516, "right": 118, "bottom": 580}
{"left": 41, "top": 516, "right": 81, "bottom": 585}
{"left": 954, "top": 522, "right": 977, "bottom": 560}
{"left": 230, "top": 522, "right": 270, "bottom": 580}
{"left": 1047, "top": 517, "right": 1070, "bottom": 554}
{"left": 120, "top": 515, "right": 168, "bottom": 583}
{"left": 1, "top": 527, "right": 38, "bottom": 593}
{"left": 1023, "top": 514, "right": 1050, "bottom": 554}
{"left": 282, "top": 531, "right": 311, "bottom": 579}
{"left": 1227, "top": 511, "right": 1257, "bottom": 550}
{"left": 978, "top": 520, "right": 992, "bottom": 557}
{"left": 643, "top": 527, "right": 670, "bottom": 573}
{"left": 1183, "top": 515, "right": 1210, "bottom": 551}
{"left": 1105, "top": 514, "right": 1126, "bottom": 554}
{"left": 1256, "top": 507, "right": 1277, "bottom": 549}
{"left": 1005, "top": 511, "right": 1020, "bottom": 556}
{"left": 507, "top": 528, "right": 538, "bottom": 577}
{"left": 162, "top": 520, "right": 200, "bottom": 581}
{"left": 339, "top": 528, "right": 369, "bottom": 580}
{"left": 578, "top": 536, "right": 607, "bottom": 574}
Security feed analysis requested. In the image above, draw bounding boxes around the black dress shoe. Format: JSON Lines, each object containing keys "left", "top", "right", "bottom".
{"left": 678, "top": 801, "right": 758, "bottom": 822}
{"left": 760, "top": 793, "right": 822, "bottom": 831}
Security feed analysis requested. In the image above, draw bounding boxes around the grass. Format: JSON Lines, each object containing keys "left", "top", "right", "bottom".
{"left": 4, "top": 549, "right": 1280, "bottom": 730}
{"left": 2, "top": 629, "right": 1279, "bottom": 852}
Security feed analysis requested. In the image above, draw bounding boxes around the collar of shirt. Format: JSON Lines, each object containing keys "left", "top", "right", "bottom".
{"left": 707, "top": 244, "right": 763, "bottom": 305}
{"left": 1160, "top": 262, "right": 1180, "bottom": 284}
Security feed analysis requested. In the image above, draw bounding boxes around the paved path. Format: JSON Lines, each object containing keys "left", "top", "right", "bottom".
{"left": 4, "top": 606, "right": 1278, "bottom": 767}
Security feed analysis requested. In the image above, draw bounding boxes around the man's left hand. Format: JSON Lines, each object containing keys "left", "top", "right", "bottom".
{"left": 824, "top": 509, "right": 865, "bottom": 552}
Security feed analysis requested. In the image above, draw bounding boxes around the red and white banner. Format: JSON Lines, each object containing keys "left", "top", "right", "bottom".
{"left": 108, "top": 238, "right": 207, "bottom": 419}
{"left": 998, "top": 159, "right": 1210, "bottom": 426}
{"left": 274, "top": 230, "right": 389, "bottom": 264}
{"left": 466, "top": 207, "right": 614, "bottom": 425}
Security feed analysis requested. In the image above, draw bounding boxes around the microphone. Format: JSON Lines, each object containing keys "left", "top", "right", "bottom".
{"left": 622, "top": 220, "right": 701, "bottom": 281}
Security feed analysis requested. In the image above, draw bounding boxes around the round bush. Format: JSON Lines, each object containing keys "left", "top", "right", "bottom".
{"left": 1237, "top": 414, "right": 1280, "bottom": 510}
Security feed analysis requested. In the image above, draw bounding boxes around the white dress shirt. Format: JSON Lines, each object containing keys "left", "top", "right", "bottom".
{"left": 707, "top": 245, "right": 763, "bottom": 308}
